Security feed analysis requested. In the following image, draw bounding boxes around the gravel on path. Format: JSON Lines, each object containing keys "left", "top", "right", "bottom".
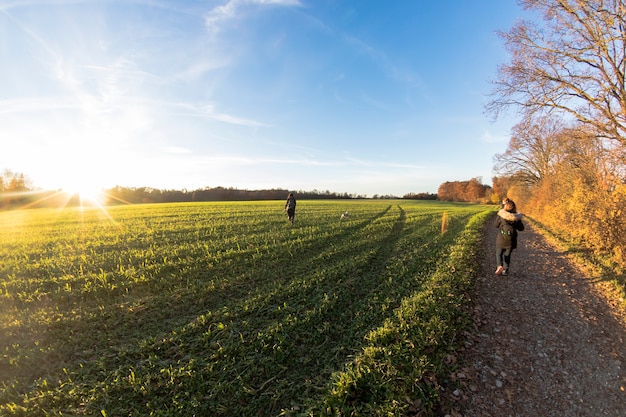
{"left": 456, "top": 218, "right": 626, "bottom": 417}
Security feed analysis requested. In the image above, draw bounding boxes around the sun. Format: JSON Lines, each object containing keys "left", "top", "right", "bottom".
{"left": 62, "top": 179, "right": 105, "bottom": 206}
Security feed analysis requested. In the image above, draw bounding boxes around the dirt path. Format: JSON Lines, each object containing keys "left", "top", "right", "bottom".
{"left": 456, "top": 218, "right": 626, "bottom": 417}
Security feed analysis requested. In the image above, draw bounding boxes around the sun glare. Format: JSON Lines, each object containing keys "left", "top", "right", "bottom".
{"left": 62, "top": 181, "right": 105, "bottom": 206}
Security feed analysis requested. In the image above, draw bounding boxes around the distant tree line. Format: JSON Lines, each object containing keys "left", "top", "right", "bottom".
{"left": 1, "top": 172, "right": 475, "bottom": 210}
{"left": 437, "top": 178, "right": 492, "bottom": 203}
{"left": 0, "top": 183, "right": 369, "bottom": 209}
{"left": 0, "top": 179, "right": 460, "bottom": 210}
{"left": 103, "top": 187, "right": 443, "bottom": 204}
{"left": 402, "top": 192, "right": 438, "bottom": 200}
{"left": 103, "top": 186, "right": 368, "bottom": 205}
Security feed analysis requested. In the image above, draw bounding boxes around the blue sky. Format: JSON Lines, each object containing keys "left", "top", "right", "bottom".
{"left": 0, "top": 0, "right": 522, "bottom": 197}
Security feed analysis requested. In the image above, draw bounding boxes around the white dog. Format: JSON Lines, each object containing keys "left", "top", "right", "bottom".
{"left": 340, "top": 211, "right": 349, "bottom": 219}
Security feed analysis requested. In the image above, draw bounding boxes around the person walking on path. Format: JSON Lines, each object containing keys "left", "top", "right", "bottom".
{"left": 457, "top": 217, "right": 626, "bottom": 417}
{"left": 494, "top": 199, "right": 524, "bottom": 275}
{"left": 284, "top": 192, "right": 296, "bottom": 223}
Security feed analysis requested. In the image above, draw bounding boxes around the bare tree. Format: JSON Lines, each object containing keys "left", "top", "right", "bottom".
{"left": 493, "top": 115, "right": 565, "bottom": 185}
{"left": 487, "top": 0, "right": 626, "bottom": 147}
{"left": 556, "top": 126, "right": 626, "bottom": 191}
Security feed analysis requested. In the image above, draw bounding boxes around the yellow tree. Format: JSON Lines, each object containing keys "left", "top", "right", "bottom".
{"left": 552, "top": 128, "right": 626, "bottom": 255}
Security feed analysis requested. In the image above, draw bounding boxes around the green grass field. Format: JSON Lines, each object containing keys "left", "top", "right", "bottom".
{"left": 0, "top": 200, "right": 493, "bottom": 417}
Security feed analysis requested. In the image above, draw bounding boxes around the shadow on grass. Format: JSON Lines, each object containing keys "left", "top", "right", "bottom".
{"left": 0, "top": 203, "right": 476, "bottom": 417}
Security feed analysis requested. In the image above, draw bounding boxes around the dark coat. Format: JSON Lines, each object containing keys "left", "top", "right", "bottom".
{"left": 494, "top": 209, "right": 524, "bottom": 249}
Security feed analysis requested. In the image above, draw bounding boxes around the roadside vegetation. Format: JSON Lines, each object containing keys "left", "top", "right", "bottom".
{"left": 0, "top": 200, "right": 492, "bottom": 416}
{"left": 486, "top": 0, "right": 626, "bottom": 300}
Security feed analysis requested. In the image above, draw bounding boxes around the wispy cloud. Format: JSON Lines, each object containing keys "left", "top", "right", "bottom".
{"left": 341, "top": 155, "right": 424, "bottom": 170}
{"left": 341, "top": 33, "right": 423, "bottom": 89}
{"left": 187, "top": 153, "right": 424, "bottom": 171}
{"left": 0, "top": 94, "right": 268, "bottom": 129}
{"left": 204, "top": 1, "right": 237, "bottom": 35}
{"left": 173, "top": 60, "right": 230, "bottom": 82}
{"left": 0, "top": 97, "right": 76, "bottom": 114}
{"left": 204, "top": 0, "right": 301, "bottom": 35}
{"left": 173, "top": 102, "right": 269, "bottom": 127}
{"left": 2, "top": 7, "right": 62, "bottom": 64}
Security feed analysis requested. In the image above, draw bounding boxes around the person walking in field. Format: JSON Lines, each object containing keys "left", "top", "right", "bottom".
{"left": 285, "top": 192, "right": 296, "bottom": 223}
{"left": 494, "top": 198, "right": 524, "bottom": 276}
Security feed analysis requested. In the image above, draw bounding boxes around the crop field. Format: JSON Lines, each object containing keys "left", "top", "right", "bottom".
{"left": 0, "top": 200, "right": 493, "bottom": 417}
